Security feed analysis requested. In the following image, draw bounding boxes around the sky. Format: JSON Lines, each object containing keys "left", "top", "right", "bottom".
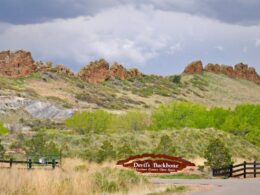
{"left": 0, "top": 0, "right": 260, "bottom": 75}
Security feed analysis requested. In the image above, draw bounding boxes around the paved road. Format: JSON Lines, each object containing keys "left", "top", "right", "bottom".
{"left": 151, "top": 178, "right": 260, "bottom": 195}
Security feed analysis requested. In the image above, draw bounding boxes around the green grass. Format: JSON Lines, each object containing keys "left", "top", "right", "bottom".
{"left": 8, "top": 127, "right": 260, "bottom": 162}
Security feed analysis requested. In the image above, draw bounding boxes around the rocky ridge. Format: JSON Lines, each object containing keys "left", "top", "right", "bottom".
{"left": 0, "top": 50, "right": 142, "bottom": 84}
{"left": 1, "top": 50, "right": 259, "bottom": 84}
{"left": 184, "top": 60, "right": 260, "bottom": 83}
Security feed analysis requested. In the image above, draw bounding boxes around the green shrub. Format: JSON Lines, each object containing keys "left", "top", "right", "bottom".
{"left": 65, "top": 110, "right": 112, "bottom": 134}
{"left": 169, "top": 75, "right": 181, "bottom": 84}
{"left": 26, "top": 134, "right": 60, "bottom": 156}
{"left": 151, "top": 101, "right": 260, "bottom": 146}
{"left": 96, "top": 140, "right": 116, "bottom": 163}
{"left": 0, "top": 140, "right": 5, "bottom": 158}
{"left": 117, "top": 143, "right": 134, "bottom": 159}
{"left": 151, "top": 101, "right": 209, "bottom": 130}
{"left": 0, "top": 122, "right": 9, "bottom": 135}
{"left": 204, "top": 138, "right": 232, "bottom": 169}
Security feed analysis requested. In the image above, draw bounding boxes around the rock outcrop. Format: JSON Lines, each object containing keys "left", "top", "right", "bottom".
{"left": 35, "top": 61, "right": 52, "bottom": 72}
{"left": 79, "top": 59, "right": 142, "bottom": 83}
{"left": 184, "top": 60, "right": 203, "bottom": 74}
{"left": 185, "top": 60, "right": 260, "bottom": 83}
{"left": 205, "top": 63, "right": 260, "bottom": 82}
{"left": 55, "top": 64, "right": 74, "bottom": 76}
{"left": 110, "top": 62, "right": 129, "bottom": 80}
{"left": 234, "top": 63, "right": 259, "bottom": 82}
{"left": 0, "top": 50, "right": 36, "bottom": 77}
{"left": 0, "top": 96, "right": 75, "bottom": 120}
{"left": 78, "top": 59, "right": 111, "bottom": 84}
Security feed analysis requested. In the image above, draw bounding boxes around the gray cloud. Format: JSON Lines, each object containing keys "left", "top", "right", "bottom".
{"left": 0, "top": 5, "right": 259, "bottom": 75}
{"left": 1, "top": 0, "right": 260, "bottom": 25}
{"left": 0, "top": 0, "right": 119, "bottom": 24}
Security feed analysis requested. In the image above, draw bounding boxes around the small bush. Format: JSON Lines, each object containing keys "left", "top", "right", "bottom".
{"left": 204, "top": 138, "right": 232, "bottom": 169}
{"left": 169, "top": 75, "right": 181, "bottom": 84}
{"left": 96, "top": 140, "right": 116, "bottom": 163}
{"left": 26, "top": 134, "right": 60, "bottom": 156}
{"left": 0, "top": 122, "right": 9, "bottom": 135}
{"left": 0, "top": 140, "right": 5, "bottom": 158}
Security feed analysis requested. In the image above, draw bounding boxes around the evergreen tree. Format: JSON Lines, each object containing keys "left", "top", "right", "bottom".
{"left": 153, "top": 135, "right": 176, "bottom": 155}
{"left": 204, "top": 138, "right": 232, "bottom": 169}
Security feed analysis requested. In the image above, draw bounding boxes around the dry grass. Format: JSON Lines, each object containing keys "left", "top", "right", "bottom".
{"left": 181, "top": 72, "right": 260, "bottom": 108}
{"left": 0, "top": 158, "right": 168, "bottom": 195}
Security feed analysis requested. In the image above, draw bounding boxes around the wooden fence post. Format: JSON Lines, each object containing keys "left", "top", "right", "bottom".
{"left": 28, "top": 159, "right": 32, "bottom": 169}
{"left": 229, "top": 164, "right": 233, "bottom": 177}
{"left": 254, "top": 161, "right": 256, "bottom": 178}
{"left": 243, "top": 161, "right": 246, "bottom": 178}
{"left": 10, "top": 158, "right": 13, "bottom": 168}
{"left": 52, "top": 159, "right": 56, "bottom": 169}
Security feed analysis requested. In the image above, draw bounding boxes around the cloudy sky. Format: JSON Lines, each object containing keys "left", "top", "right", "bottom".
{"left": 0, "top": 0, "right": 260, "bottom": 75}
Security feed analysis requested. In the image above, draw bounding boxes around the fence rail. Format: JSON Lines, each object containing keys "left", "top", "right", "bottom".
{"left": 213, "top": 161, "right": 260, "bottom": 178}
{"left": 0, "top": 158, "right": 59, "bottom": 169}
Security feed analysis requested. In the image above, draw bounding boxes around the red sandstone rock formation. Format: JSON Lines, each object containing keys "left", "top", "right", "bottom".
{"left": 78, "top": 59, "right": 111, "bottom": 84}
{"left": 55, "top": 64, "right": 74, "bottom": 76}
{"left": 0, "top": 50, "right": 36, "bottom": 77}
{"left": 183, "top": 60, "right": 203, "bottom": 74}
{"left": 78, "top": 59, "right": 142, "bottom": 83}
{"left": 205, "top": 62, "right": 260, "bottom": 83}
{"left": 110, "top": 62, "right": 129, "bottom": 80}
{"left": 234, "top": 63, "right": 260, "bottom": 82}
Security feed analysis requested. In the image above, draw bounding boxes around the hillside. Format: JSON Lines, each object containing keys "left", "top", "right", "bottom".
{"left": 1, "top": 68, "right": 260, "bottom": 122}
{"left": 0, "top": 50, "right": 260, "bottom": 162}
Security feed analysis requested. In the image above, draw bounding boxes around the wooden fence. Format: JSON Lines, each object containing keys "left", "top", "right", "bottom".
{"left": 0, "top": 158, "right": 59, "bottom": 169}
{"left": 213, "top": 161, "right": 260, "bottom": 178}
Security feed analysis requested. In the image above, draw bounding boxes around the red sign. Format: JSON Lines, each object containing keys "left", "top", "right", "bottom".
{"left": 117, "top": 154, "right": 195, "bottom": 173}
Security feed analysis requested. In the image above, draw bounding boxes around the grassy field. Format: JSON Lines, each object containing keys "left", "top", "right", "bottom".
{"left": 0, "top": 158, "right": 189, "bottom": 195}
